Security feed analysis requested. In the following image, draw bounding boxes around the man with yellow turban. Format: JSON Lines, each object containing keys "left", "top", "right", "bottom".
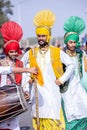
{"left": 21, "top": 10, "right": 75, "bottom": 130}
{"left": 56, "top": 16, "right": 87, "bottom": 130}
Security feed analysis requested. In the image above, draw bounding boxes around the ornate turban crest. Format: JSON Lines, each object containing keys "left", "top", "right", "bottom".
{"left": 63, "top": 16, "right": 86, "bottom": 46}
{"left": 0, "top": 21, "right": 23, "bottom": 55}
{"left": 33, "top": 9, "right": 55, "bottom": 43}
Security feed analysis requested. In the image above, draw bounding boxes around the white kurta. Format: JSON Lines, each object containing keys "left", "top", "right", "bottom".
{"left": 62, "top": 54, "right": 87, "bottom": 122}
{"left": 0, "top": 117, "right": 20, "bottom": 130}
{"left": 0, "top": 65, "right": 20, "bottom": 130}
{"left": 0, "top": 66, "right": 12, "bottom": 74}
{"left": 22, "top": 47, "right": 75, "bottom": 120}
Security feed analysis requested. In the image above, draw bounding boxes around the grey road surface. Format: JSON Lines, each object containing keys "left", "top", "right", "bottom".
{"left": 19, "top": 104, "right": 33, "bottom": 130}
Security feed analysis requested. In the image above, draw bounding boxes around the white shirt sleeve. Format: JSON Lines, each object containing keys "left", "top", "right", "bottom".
{"left": 21, "top": 51, "right": 31, "bottom": 92}
{"left": 21, "top": 51, "right": 29, "bottom": 67}
{"left": 0, "top": 66, "right": 12, "bottom": 74}
{"left": 59, "top": 50, "right": 75, "bottom": 83}
{"left": 22, "top": 72, "right": 30, "bottom": 92}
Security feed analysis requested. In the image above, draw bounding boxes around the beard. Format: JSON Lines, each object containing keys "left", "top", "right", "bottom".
{"left": 67, "top": 45, "right": 76, "bottom": 52}
{"left": 7, "top": 54, "right": 17, "bottom": 61}
{"left": 38, "top": 40, "right": 48, "bottom": 47}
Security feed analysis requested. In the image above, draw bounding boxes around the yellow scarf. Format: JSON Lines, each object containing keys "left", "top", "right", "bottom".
{"left": 29, "top": 46, "right": 64, "bottom": 86}
{"left": 29, "top": 48, "right": 44, "bottom": 86}
{"left": 50, "top": 46, "right": 64, "bottom": 78}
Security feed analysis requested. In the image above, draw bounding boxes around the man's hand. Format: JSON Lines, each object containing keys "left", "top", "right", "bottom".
{"left": 24, "top": 91, "right": 30, "bottom": 101}
{"left": 28, "top": 67, "right": 38, "bottom": 74}
{"left": 55, "top": 79, "right": 62, "bottom": 86}
{"left": 29, "top": 78, "right": 34, "bottom": 84}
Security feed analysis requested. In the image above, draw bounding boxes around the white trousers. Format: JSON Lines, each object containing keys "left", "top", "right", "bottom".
{"left": 0, "top": 116, "right": 20, "bottom": 130}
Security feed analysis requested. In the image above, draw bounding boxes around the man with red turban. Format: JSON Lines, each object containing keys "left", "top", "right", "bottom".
{"left": 0, "top": 21, "right": 37, "bottom": 130}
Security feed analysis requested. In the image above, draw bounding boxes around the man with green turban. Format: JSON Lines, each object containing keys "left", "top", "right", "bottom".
{"left": 56, "top": 16, "right": 87, "bottom": 130}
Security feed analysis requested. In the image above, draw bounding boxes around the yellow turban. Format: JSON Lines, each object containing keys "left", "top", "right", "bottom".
{"left": 33, "top": 10, "right": 55, "bottom": 43}
{"left": 36, "top": 26, "right": 51, "bottom": 42}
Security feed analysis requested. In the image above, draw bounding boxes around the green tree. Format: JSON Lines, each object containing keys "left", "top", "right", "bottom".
{"left": 0, "top": 0, "right": 13, "bottom": 48}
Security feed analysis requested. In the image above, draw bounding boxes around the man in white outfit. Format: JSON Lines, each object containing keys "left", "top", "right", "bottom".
{"left": 56, "top": 16, "right": 87, "bottom": 130}
{"left": 21, "top": 10, "right": 75, "bottom": 130}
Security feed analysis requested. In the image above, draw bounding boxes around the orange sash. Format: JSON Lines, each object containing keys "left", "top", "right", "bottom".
{"left": 29, "top": 48, "right": 44, "bottom": 86}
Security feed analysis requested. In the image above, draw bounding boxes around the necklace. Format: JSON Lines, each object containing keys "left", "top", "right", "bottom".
{"left": 39, "top": 46, "right": 49, "bottom": 55}
{"left": 66, "top": 50, "right": 76, "bottom": 57}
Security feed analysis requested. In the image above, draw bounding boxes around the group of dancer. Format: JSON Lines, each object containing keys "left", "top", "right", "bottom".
{"left": 0, "top": 9, "right": 87, "bottom": 130}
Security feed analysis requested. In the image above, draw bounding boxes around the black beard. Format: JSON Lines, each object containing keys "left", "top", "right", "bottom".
{"left": 38, "top": 40, "right": 48, "bottom": 48}
{"left": 67, "top": 46, "right": 76, "bottom": 52}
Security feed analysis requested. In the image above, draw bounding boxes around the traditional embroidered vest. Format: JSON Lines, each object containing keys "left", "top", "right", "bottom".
{"left": 29, "top": 46, "right": 64, "bottom": 86}
{"left": 15, "top": 59, "right": 23, "bottom": 84}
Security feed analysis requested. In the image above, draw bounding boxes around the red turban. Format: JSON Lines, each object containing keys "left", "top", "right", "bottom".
{"left": 4, "top": 41, "right": 20, "bottom": 55}
{"left": 1, "top": 21, "right": 23, "bottom": 55}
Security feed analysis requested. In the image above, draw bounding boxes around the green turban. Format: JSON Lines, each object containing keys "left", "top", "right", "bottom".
{"left": 64, "top": 32, "right": 79, "bottom": 44}
{"left": 63, "top": 16, "right": 86, "bottom": 45}
{"left": 76, "top": 41, "right": 81, "bottom": 48}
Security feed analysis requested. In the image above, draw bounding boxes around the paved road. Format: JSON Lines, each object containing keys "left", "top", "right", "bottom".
{"left": 19, "top": 104, "right": 33, "bottom": 130}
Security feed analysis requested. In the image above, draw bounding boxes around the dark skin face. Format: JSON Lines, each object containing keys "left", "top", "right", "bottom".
{"left": 67, "top": 40, "right": 76, "bottom": 52}
{"left": 37, "top": 34, "right": 48, "bottom": 48}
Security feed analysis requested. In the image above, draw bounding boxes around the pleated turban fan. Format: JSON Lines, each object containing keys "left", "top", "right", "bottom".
{"left": 0, "top": 21, "right": 23, "bottom": 55}
{"left": 63, "top": 16, "right": 86, "bottom": 46}
{"left": 33, "top": 9, "right": 56, "bottom": 43}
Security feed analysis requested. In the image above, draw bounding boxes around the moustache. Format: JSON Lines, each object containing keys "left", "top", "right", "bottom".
{"left": 38, "top": 40, "right": 45, "bottom": 42}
